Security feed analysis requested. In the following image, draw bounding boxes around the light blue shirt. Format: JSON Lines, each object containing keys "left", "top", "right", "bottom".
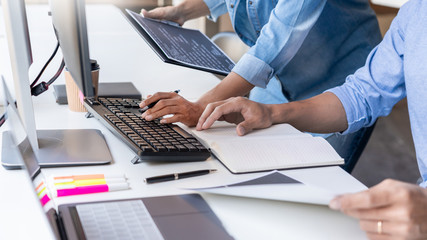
{"left": 329, "top": 0, "right": 427, "bottom": 187}
{"left": 204, "top": 0, "right": 381, "bottom": 101}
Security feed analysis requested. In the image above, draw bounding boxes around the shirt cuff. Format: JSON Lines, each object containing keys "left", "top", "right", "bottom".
{"left": 326, "top": 86, "right": 367, "bottom": 135}
{"left": 203, "top": 0, "right": 227, "bottom": 22}
{"left": 232, "top": 53, "right": 275, "bottom": 88}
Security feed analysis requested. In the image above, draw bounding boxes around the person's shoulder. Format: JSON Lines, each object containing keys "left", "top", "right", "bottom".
{"left": 399, "top": 0, "right": 424, "bottom": 17}
{"left": 392, "top": 0, "right": 424, "bottom": 34}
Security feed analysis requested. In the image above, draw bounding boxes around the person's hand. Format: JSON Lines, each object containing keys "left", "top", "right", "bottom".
{"left": 141, "top": 6, "right": 186, "bottom": 26}
{"left": 139, "top": 92, "right": 204, "bottom": 127}
{"left": 196, "top": 97, "right": 274, "bottom": 136}
{"left": 329, "top": 179, "right": 427, "bottom": 239}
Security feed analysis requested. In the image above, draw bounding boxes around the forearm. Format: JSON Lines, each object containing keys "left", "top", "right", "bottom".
{"left": 270, "top": 92, "right": 348, "bottom": 133}
{"left": 176, "top": 0, "right": 211, "bottom": 21}
{"left": 196, "top": 72, "right": 254, "bottom": 107}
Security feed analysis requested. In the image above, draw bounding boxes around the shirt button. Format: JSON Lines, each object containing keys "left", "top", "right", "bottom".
{"left": 230, "top": 4, "right": 234, "bottom": 8}
{"left": 249, "top": 1, "right": 252, "bottom": 5}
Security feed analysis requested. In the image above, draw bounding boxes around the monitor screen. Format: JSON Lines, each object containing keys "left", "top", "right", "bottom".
{"left": 49, "top": 0, "right": 94, "bottom": 97}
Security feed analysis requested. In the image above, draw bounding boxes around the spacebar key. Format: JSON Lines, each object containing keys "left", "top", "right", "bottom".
{"left": 172, "top": 126, "right": 192, "bottom": 138}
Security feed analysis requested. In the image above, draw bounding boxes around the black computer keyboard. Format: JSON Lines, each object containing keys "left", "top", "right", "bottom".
{"left": 84, "top": 97, "right": 210, "bottom": 162}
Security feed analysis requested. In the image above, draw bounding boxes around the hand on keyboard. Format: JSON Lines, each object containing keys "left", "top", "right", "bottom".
{"left": 97, "top": 97, "right": 210, "bottom": 161}
{"left": 139, "top": 92, "right": 204, "bottom": 127}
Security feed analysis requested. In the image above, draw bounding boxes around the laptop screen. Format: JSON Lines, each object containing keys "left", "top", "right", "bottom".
{"left": 1, "top": 78, "right": 54, "bottom": 210}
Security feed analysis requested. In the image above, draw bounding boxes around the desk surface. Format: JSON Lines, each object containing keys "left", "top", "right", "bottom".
{"left": 371, "top": 0, "right": 407, "bottom": 8}
{"left": 0, "top": 4, "right": 368, "bottom": 240}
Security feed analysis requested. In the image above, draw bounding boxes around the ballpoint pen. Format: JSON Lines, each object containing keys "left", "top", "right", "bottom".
{"left": 144, "top": 169, "right": 217, "bottom": 184}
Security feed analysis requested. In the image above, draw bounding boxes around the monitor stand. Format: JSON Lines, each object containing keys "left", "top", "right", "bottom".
{"left": 1, "top": 129, "right": 113, "bottom": 169}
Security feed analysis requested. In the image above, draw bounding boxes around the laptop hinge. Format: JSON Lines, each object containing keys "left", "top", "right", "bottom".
{"left": 46, "top": 208, "right": 67, "bottom": 240}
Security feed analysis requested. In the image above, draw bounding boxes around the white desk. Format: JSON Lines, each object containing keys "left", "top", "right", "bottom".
{"left": 371, "top": 0, "right": 407, "bottom": 8}
{"left": 0, "top": 4, "right": 368, "bottom": 240}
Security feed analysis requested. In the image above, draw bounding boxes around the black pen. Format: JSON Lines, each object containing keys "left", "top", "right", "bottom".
{"left": 144, "top": 169, "right": 217, "bottom": 184}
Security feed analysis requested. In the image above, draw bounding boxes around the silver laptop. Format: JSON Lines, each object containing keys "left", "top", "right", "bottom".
{"left": 1, "top": 77, "right": 233, "bottom": 240}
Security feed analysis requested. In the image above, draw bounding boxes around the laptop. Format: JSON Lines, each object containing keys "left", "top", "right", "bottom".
{"left": 1, "top": 78, "right": 233, "bottom": 240}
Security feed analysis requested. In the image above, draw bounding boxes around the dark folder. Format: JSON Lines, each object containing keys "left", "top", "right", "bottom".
{"left": 53, "top": 82, "right": 142, "bottom": 104}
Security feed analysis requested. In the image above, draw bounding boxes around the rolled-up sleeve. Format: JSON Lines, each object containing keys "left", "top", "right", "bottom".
{"left": 203, "top": 0, "right": 227, "bottom": 22}
{"left": 327, "top": 4, "right": 409, "bottom": 134}
{"left": 233, "top": 0, "right": 326, "bottom": 88}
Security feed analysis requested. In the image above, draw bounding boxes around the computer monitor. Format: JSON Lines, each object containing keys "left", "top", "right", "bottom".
{"left": 1, "top": 0, "right": 112, "bottom": 169}
{"left": 49, "top": 0, "right": 95, "bottom": 98}
{"left": 1, "top": 0, "right": 38, "bottom": 150}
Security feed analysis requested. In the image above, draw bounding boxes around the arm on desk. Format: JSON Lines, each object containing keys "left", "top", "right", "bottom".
{"left": 196, "top": 92, "right": 347, "bottom": 136}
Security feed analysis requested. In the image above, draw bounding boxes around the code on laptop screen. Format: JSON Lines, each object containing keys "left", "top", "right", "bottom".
{"left": 128, "top": 10, "right": 235, "bottom": 75}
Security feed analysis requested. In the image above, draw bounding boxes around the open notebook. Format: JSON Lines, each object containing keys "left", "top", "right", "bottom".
{"left": 190, "top": 122, "right": 344, "bottom": 173}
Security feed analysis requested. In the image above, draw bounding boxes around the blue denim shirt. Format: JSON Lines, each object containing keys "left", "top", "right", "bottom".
{"left": 204, "top": 0, "right": 381, "bottom": 101}
{"left": 329, "top": 0, "right": 427, "bottom": 187}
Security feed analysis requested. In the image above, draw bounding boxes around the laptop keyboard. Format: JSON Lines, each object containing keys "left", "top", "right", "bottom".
{"left": 76, "top": 200, "right": 164, "bottom": 240}
{"left": 91, "top": 97, "right": 210, "bottom": 161}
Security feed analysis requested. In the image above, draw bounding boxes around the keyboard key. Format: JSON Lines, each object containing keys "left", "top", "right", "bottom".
{"left": 155, "top": 146, "right": 168, "bottom": 152}
{"left": 141, "top": 146, "right": 154, "bottom": 152}
{"left": 76, "top": 200, "right": 164, "bottom": 240}
{"left": 184, "top": 144, "right": 198, "bottom": 152}
{"left": 176, "top": 145, "right": 188, "bottom": 152}
{"left": 166, "top": 146, "right": 178, "bottom": 152}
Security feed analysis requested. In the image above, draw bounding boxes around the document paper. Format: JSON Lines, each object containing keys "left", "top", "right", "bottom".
{"left": 190, "top": 171, "right": 338, "bottom": 205}
{"left": 191, "top": 122, "right": 344, "bottom": 173}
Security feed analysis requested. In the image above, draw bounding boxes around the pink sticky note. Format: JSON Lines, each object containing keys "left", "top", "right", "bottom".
{"left": 78, "top": 90, "right": 84, "bottom": 104}
{"left": 40, "top": 193, "right": 51, "bottom": 207}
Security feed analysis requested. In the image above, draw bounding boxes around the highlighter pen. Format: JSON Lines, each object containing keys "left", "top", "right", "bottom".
{"left": 53, "top": 173, "right": 126, "bottom": 184}
{"left": 55, "top": 182, "right": 129, "bottom": 197}
{"left": 54, "top": 178, "right": 127, "bottom": 189}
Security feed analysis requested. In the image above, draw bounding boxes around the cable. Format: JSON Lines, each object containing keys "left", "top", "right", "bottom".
{"left": 30, "top": 42, "right": 60, "bottom": 88}
{"left": 31, "top": 58, "right": 65, "bottom": 96}
{"left": 47, "top": 59, "right": 65, "bottom": 86}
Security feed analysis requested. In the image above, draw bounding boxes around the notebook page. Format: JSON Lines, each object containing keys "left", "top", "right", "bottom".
{"left": 212, "top": 137, "right": 344, "bottom": 173}
{"left": 191, "top": 122, "right": 308, "bottom": 146}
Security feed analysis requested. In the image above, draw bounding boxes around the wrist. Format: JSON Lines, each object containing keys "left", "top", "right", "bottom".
{"left": 176, "top": 0, "right": 209, "bottom": 22}
{"left": 266, "top": 104, "right": 288, "bottom": 124}
{"left": 195, "top": 98, "right": 208, "bottom": 110}
{"left": 175, "top": 2, "right": 189, "bottom": 22}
